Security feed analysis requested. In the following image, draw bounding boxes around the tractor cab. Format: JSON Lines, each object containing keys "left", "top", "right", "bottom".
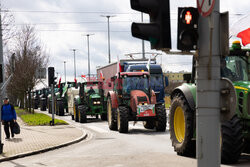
{"left": 115, "top": 71, "right": 150, "bottom": 95}
{"left": 223, "top": 41, "right": 250, "bottom": 82}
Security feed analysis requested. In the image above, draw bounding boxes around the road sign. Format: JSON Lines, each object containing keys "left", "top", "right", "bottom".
{"left": 197, "top": 0, "right": 215, "bottom": 17}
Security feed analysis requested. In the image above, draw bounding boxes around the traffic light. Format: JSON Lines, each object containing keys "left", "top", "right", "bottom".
{"left": 177, "top": 7, "right": 199, "bottom": 51}
{"left": 48, "top": 67, "right": 56, "bottom": 86}
{"left": 130, "top": 0, "right": 171, "bottom": 50}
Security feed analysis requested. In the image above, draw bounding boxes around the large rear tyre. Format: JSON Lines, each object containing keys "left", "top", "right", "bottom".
{"left": 74, "top": 102, "right": 79, "bottom": 122}
{"left": 48, "top": 101, "right": 52, "bottom": 114}
{"left": 117, "top": 106, "right": 129, "bottom": 133}
{"left": 107, "top": 97, "right": 117, "bottom": 130}
{"left": 78, "top": 105, "right": 87, "bottom": 123}
{"left": 155, "top": 104, "right": 167, "bottom": 132}
{"left": 169, "top": 95, "right": 195, "bottom": 157}
{"left": 143, "top": 120, "right": 155, "bottom": 129}
{"left": 221, "top": 115, "right": 243, "bottom": 164}
{"left": 58, "top": 100, "right": 64, "bottom": 116}
{"left": 101, "top": 113, "right": 107, "bottom": 121}
{"left": 40, "top": 100, "right": 46, "bottom": 111}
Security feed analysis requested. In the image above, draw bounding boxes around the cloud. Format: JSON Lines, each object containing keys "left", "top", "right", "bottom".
{"left": 3, "top": 0, "right": 250, "bottom": 87}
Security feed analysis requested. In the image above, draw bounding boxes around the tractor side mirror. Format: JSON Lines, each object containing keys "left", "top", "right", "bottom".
{"left": 165, "top": 76, "right": 169, "bottom": 87}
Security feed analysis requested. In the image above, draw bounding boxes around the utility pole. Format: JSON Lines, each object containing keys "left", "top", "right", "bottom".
{"left": 0, "top": 10, "right": 4, "bottom": 153}
{"left": 70, "top": 49, "right": 77, "bottom": 80}
{"left": 64, "top": 61, "right": 66, "bottom": 83}
{"left": 141, "top": 12, "right": 145, "bottom": 59}
{"left": 197, "top": 0, "right": 221, "bottom": 166}
{"left": 83, "top": 34, "right": 94, "bottom": 80}
{"left": 101, "top": 15, "right": 116, "bottom": 64}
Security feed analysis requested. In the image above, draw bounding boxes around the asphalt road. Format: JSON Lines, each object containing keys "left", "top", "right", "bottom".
{"left": 1, "top": 112, "right": 250, "bottom": 167}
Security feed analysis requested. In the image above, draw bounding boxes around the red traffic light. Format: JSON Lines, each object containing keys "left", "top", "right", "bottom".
{"left": 185, "top": 11, "right": 192, "bottom": 24}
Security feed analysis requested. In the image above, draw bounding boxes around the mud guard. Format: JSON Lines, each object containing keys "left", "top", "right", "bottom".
{"left": 171, "top": 84, "right": 196, "bottom": 111}
{"left": 108, "top": 91, "right": 118, "bottom": 109}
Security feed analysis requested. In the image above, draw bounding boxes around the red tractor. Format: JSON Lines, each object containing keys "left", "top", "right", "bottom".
{"left": 107, "top": 71, "right": 166, "bottom": 133}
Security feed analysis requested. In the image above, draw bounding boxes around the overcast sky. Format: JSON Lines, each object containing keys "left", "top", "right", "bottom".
{"left": 1, "top": 0, "right": 250, "bottom": 86}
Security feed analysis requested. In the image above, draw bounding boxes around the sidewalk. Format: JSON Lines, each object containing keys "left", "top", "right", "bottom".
{"left": 0, "top": 112, "right": 87, "bottom": 162}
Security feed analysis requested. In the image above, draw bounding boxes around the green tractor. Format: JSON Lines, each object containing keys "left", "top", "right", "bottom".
{"left": 39, "top": 88, "right": 50, "bottom": 111}
{"left": 55, "top": 82, "right": 77, "bottom": 116}
{"left": 73, "top": 80, "right": 107, "bottom": 123}
{"left": 32, "top": 89, "right": 41, "bottom": 109}
{"left": 169, "top": 41, "right": 249, "bottom": 164}
{"left": 47, "top": 87, "right": 59, "bottom": 114}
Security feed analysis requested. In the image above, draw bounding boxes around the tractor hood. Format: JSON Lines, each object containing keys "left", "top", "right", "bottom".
{"left": 90, "top": 93, "right": 101, "bottom": 99}
{"left": 233, "top": 81, "right": 250, "bottom": 91}
{"left": 130, "top": 90, "right": 150, "bottom": 113}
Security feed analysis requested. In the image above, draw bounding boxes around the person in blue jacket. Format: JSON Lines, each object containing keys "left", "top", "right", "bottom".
{"left": 1, "top": 98, "right": 17, "bottom": 139}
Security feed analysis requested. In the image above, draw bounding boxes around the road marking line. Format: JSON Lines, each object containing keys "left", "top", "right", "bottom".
{"left": 86, "top": 125, "right": 109, "bottom": 133}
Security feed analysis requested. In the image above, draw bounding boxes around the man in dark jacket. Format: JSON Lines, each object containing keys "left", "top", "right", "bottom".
{"left": 1, "top": 98, "right": 17, "bottom": 139}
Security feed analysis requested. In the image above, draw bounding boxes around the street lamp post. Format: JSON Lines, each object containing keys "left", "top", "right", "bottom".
{"left": 64, "top": 61, "right": 66, "bottom": 83}
{"left": 70, "top": 49, "right": 77, "bottom": 80}
{"left": 83, "top": 34, "right": 94, "bottom": 80}
{"left": 101, "top": 15, "right": 116, "bottom": 64}
{"left": 141, "top": 12, "right": 145, "bottom": 59}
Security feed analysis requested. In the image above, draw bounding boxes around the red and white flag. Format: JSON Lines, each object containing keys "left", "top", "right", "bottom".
{"left": 117, "top": 56, "right": 122, "bottom": 75}
{"left": 100, "top": 70, "right": 104, "bottom": 80}
{"left": 58, "top": 77, "right": 61, "bottom": 88}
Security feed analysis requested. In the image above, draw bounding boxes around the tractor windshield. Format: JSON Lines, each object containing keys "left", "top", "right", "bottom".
{"left": 122, "top": 75, "right": 149, "bottom": 94}
{"left": 150, "top": 74, "right": 164, "bottom": 89}
{"left": 223, "top": 56, "right": 249, "bottom": 81}
{"left": 85, "top": 82, "right": 98, "bottom": 94}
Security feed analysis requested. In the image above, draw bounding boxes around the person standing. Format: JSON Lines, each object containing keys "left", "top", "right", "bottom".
{"left": 1, "top": 98, "right": 17, "bottom": 139}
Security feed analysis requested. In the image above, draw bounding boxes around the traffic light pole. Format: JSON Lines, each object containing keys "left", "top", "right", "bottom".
{"left": 197, "top": 1, "right": 221, "bottom": 166}
{"left": 51, "top": 84, "right": 55, "bottom": 126}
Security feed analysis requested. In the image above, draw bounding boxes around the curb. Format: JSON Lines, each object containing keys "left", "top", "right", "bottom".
{"left": 0, "top": 128, "right": 88, "bottom": 163}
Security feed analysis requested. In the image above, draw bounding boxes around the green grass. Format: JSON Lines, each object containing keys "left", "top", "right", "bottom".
{"left": 15, "top": 107, "right": 68, "bottom": 126}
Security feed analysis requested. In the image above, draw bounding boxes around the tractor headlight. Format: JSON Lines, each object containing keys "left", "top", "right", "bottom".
{"left": 144, "top": 103, "right": 148, "bottom": 105}
{"left": 97, "top": 101, "right": 101, "bottom": 104}
{"left": 93, "top": 101, "right": 97, "bottom": 104}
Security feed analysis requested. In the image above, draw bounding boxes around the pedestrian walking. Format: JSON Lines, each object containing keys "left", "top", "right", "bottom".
{"left": 1, "top": 98, "right": 17, "bottom": 139}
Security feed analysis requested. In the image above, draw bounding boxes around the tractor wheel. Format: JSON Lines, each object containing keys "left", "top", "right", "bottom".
{"left": 34, "top": 100, "right": 38, "bottom": 109}
{"left": 78, "top": 105, "right": 87, "bottom": 123}
{"left": 107, "top": 97, "right": 117, "bottom": 130}
{"left": 96, "top": 115, "right": 99, "bottom": 119}
{"left": 74, "top": 102, "right": 79, "bottom": 122}
{"left": 169, "top": 95, "right": 195, "bottom": 157}
{"left": 101, "top": 113, "right": 107, "bottom": 121}
{"left": 155, "top": 105, "right": 167, "bottom": 132}
{"left": 55, "top": 101, "right": 59, "bottom": 115}
{"left": 58, "top": 100, "right": 64, "bottom": 116}
{"left": 143, "top": 120, "right": 155, "bottom": 129}
{"left": 71, "top": 115, "right": 74, "bottom": 120}
{"left": 117, "top": 106, "right": 129, "bottom": 133}
{"left": 221, "top": 115, "right": 243, "bottom": 164}
{"left": 40, "top": 100, "right": 46, "bottom": 111}
{"left": 48, "top": 101, "right": 52, "bottom": 114}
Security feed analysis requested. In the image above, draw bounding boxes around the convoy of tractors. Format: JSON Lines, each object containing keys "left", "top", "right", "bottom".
{"left": 30, "top": 42, "right": 250, "bottom": 164}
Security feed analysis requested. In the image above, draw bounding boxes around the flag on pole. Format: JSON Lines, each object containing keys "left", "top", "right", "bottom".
{"left": 237, "top": 28, "right": 250, "bottom": 46}
{"left": 117, "top": 55, "right": 122, "bottom": 75}
{"left": 74, "top": 78, "right": 77, "bottom": 85}
{"left": 100, "top": 70, "right": 104, "bottom": 80}
{"left": 58, "top": 77, "right": 61, "bottom": 88}
{"left": 81, "top": 75, "right": 87, "bottom": 82}
{"left": 146, "top": 55, "right": 151, "bottom": 72}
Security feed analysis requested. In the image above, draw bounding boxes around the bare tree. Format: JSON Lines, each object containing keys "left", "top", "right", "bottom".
{"left": 6, "top": 25, "right": 48, "bottom": 109}
{"left": 1, "top": 9, "right": 17, "bottom": 46}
